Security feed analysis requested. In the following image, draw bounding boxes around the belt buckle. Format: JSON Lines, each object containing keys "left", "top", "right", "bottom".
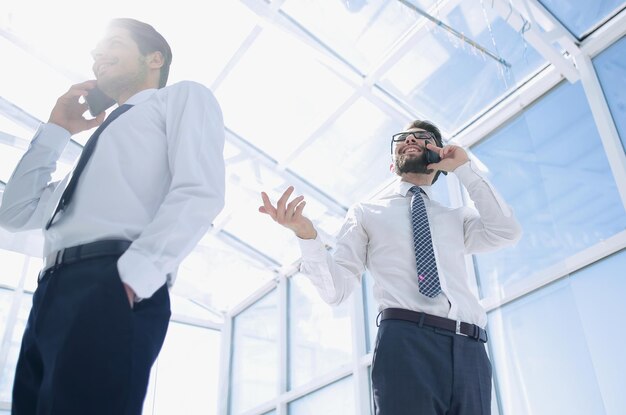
{"left": 455, "top": 320, "right": 467, "bottom": 337}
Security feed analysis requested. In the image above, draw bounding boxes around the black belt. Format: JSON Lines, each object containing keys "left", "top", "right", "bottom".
{"left": 378, "top": 308, "right": 488, "bottom": 343}
{"left": 42, "top": 239, "right": 132, "bottom": 273}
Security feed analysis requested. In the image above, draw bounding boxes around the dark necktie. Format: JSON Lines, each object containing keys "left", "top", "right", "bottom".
{"left": 45, "top": 104, "right": 133, "bottom": 230}
{"left": 409, "top": 186, "right": 442, "bottom": 298}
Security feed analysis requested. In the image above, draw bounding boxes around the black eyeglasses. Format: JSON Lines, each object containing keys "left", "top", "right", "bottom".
{"left": 390, "top": 131, "right": 435, "bottom": 153}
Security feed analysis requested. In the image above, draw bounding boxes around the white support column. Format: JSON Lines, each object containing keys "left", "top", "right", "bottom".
{"left": 0, "top": 254, "right": 29, "bottom": 393}
{"left": 217, "top": 313, "right": 233, "bottom": 415}
{"left": 351, "top": 279, "right": 371, "bottom": 415}
{"left": 574, "top": 51, "right": 626, "bottom": 210}
{"left": 491, "top": 0, "right": 579, "bottom": 82}
{"left": 276, "top": 274, "right": 289, "bottom": 415}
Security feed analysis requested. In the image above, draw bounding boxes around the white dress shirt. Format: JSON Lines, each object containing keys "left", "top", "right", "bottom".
{"left": 298, "top": 161, "right": 522, "bottom": 328}
{"left": 0, "top": 81, "right": 225, "bottom": 299}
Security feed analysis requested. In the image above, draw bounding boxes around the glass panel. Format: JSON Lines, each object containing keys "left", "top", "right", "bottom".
{"left": 594, "top": 35, "right": 626, "bottom": 153}
{"left": 488, "top": 249, "right": 626, "bottom": 414}
{"left": 175, "top": 235, "right": 276, "bottom": 314}
{"left": 1, "top": 0, "right": 259, "bottom": 89}
{"left": 362, "top": 272, "right": 378, "bottom": 354}
{"left": 538, "top": 0, "right": 626, "bottom": 38}
{"left": 379, "top": 1, "right": 545, "bottom": 132}
{"left": 288, "top": 273, "right": 353, "bottom": 389}
{"left": 0, "top": 292, "right": 32, "bottom": 402}
{"left": 221, "top": 136, "right": 345, "bottom": 265}
{"left": 24, "top": 257, "right": 43, "bottom": 293}
{"left": 288, "top": 98, "right": 404, "bottom": 207}
{"left": 0, "top": 35, "right": 74, "bottom": 122}
{"left": 230, "top": 290, "right": 279, "bottom": 414}
{"left": 0, "top": 288, "right": 14, "bottom": 338}
{"left": 0, "top": 113, "right": 34, "bottom": 139}
{"left": 471, "top": 80, "right": 626, "bottom": 299}
{"left": 215, "top": 25, "right": 354, "bottom": 162}
{"left": 281, "top": 0, "right": 435, "bottom": 72}
{"left": 149, "top": 323, "right": 221, "bottom": 415}
{"left": 0, "top": 143, "right": 25, "bottom": 183}
{"left": 288, "top": 375, "right": 355, "bottom": 415}
{"left": 0, "top": 249, "right": 26, "bottom": 288}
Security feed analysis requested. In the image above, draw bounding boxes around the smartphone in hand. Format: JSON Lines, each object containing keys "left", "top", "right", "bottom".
{"left": 85, "top": 87, "right": 116, "bottom": 117}
{"left": 425, "top": 140, "right": 448, "bottom": 175}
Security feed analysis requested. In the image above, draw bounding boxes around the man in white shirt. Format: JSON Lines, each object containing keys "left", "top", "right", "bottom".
{"left": 259, "top": 120, "right": 521, "bottom": 415}
{"left": 0, "top": 18, "right": 225, "bottom": 415}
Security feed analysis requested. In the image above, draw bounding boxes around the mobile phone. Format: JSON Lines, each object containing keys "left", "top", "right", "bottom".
{"left": 424, "top": 140, "right": 448, "bottom": 175}
{"left": 85, "top": 86, "right": 116, "bottom": 117}
{"left": 424, "top": 140, "right": 441, "bottom": 164}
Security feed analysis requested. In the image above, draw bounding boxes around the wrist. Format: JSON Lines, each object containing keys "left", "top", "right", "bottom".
{"left": 295, "top": 228, "right": 317, "bottom": 240}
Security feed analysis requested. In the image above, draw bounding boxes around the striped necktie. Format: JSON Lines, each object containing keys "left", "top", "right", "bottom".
{"left": 409, "top": 186, "right": 442, "bottom": 298}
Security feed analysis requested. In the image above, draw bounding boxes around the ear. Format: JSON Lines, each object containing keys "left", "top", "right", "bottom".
{"left": 147, "top": 51, "right": 165, "bottom": 70}
{"left": 389, "top": 162, "right": 395, "bottom": 173}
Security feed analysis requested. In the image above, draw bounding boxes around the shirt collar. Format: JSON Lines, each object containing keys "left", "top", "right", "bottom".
{"left": 392, "top": 178, "right": 433, "bottom": 200}
{"left": 122, "top": 88, "right": 158, "bottom": 106}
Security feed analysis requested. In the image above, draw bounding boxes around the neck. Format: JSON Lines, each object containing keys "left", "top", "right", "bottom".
{"left": 115, "top": 84, "right": 152, "bottom": 105}
{"left": 399, "top": 172, "right": 434, "bottom": 186}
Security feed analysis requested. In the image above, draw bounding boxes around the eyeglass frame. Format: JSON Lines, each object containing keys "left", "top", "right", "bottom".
{"left": 390, "top": 130, "right": 439, "bottom": 154}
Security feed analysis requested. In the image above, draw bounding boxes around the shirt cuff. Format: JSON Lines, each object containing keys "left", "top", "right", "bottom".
{"left": 34, "top": 123, "right": 71, "bottom": 152}
{"left": 117, "top": 249, "right": 168, "bottom": 299}
{"left": 297, "top": 233, "right": 327, "bottom": 260}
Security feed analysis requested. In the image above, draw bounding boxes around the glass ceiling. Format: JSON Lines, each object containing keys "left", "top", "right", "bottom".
{"left": 1, "top": 0, "right": 621, "bottom": 318}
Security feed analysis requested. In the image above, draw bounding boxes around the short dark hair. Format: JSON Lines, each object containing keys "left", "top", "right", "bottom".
{"left": 404, "top": 119, "right": 445, "bottom": 183}
{"left": 108, "top": 18, "right": 172, "bottom": 88}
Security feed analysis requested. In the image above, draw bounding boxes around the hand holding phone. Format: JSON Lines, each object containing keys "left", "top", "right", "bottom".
{"left": 85, "top": 86, "right": 116, "bottom": 117}
{"left": 48, "top": 81, "right": 106, "bottom": 135}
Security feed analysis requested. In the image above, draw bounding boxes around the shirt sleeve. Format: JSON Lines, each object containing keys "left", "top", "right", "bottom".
{"left": 0, "top": 123, "right": 69, "bottom": 231}
{"left": 298, "top": 205, "right": 367, "bottom": 305}
{"left": 453, "top": 160, "right": 523, "bottom": 254}
{"left": 117, "top": 82, "right": 226, "bottom": 299}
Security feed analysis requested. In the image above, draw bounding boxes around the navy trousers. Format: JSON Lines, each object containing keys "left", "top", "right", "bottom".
{"left": 11, "top": 256, "right": 170, "bottom": 415}
{"left": 372, "top": 319, "right": 492, "bottom": 415}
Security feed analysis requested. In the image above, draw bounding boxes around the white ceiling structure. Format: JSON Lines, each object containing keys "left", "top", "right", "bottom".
{"left": 1, "top": 0, "right": 625, "bottom": 323}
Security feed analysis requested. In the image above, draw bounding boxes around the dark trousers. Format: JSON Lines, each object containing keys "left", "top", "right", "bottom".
{"left": 11, "top": 256, "right": 171, "bottom": 415}
{"left": 371, "top": 319, "right": 492, "bottom": 415}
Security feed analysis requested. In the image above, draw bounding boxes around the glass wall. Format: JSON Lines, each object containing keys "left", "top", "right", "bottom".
{"left": 288, "top": 273, "right": 353, "bottom": 389}
{"left": 229, "top": 290, "right": 279, "bottom": 414}
{"left": 594, "top": 35, "right": 626, "bottom": 153}
{"left": 488, "top": 249, "right": 626, "bottom": 415}
{"left": 288, "top": 376, "right": 355, "bottom": 415}
{"left": 538, "top": 0, "right": 625, "bottom": 38}
{"left": 471, "top": 80, "right": 626, "bottom": 299}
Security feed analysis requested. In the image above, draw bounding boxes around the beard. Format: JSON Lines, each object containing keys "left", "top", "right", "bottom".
{"left": 98, "top": 57, "right": 149, "bottom": 98}
{"left": 394, "top": 152, "right": 433, "bottom": 175}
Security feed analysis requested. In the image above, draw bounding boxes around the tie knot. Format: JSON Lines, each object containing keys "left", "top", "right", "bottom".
{"left": 409, "top": 186, "right": 423, "bottom": 196}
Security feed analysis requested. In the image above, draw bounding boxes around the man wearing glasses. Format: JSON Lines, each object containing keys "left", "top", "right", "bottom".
{"left": 259, "top": 120, "right": 521, "bottom": 414}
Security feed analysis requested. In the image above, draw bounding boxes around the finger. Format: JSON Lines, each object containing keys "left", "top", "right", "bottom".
{"left": 285, "top": 195, "right": 305, "bottom": 219}
{"left": 70, "top": 80, "right": 98, "bottom": 91}
{"left": 260, "top": 192, "right": 277, "bottom": 219}
{"left": 277, "top": 186, "right": 295, "bottom": 209}
{"left": 425, "top": 142, "right": 441, "bottom": 151}
{"left": 276, "top": 186, "right": 295, "bottom": 221}
{"left": 294, "top": 200, "right": 306, "bottom": 216}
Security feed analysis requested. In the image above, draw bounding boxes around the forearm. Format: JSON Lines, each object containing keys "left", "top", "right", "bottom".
{"left": 298, "top": 228, "right": 365, "bottom": 306}
{"left": 455, "top": 161, "right": 522, "bottom": 250}
{"left": 0, "top": 123, "right": 69, "bottom": 231}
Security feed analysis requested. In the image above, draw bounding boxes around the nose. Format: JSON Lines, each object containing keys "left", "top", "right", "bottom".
{"left": 404, "top": 134, "right": 418, "bottom": 145}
